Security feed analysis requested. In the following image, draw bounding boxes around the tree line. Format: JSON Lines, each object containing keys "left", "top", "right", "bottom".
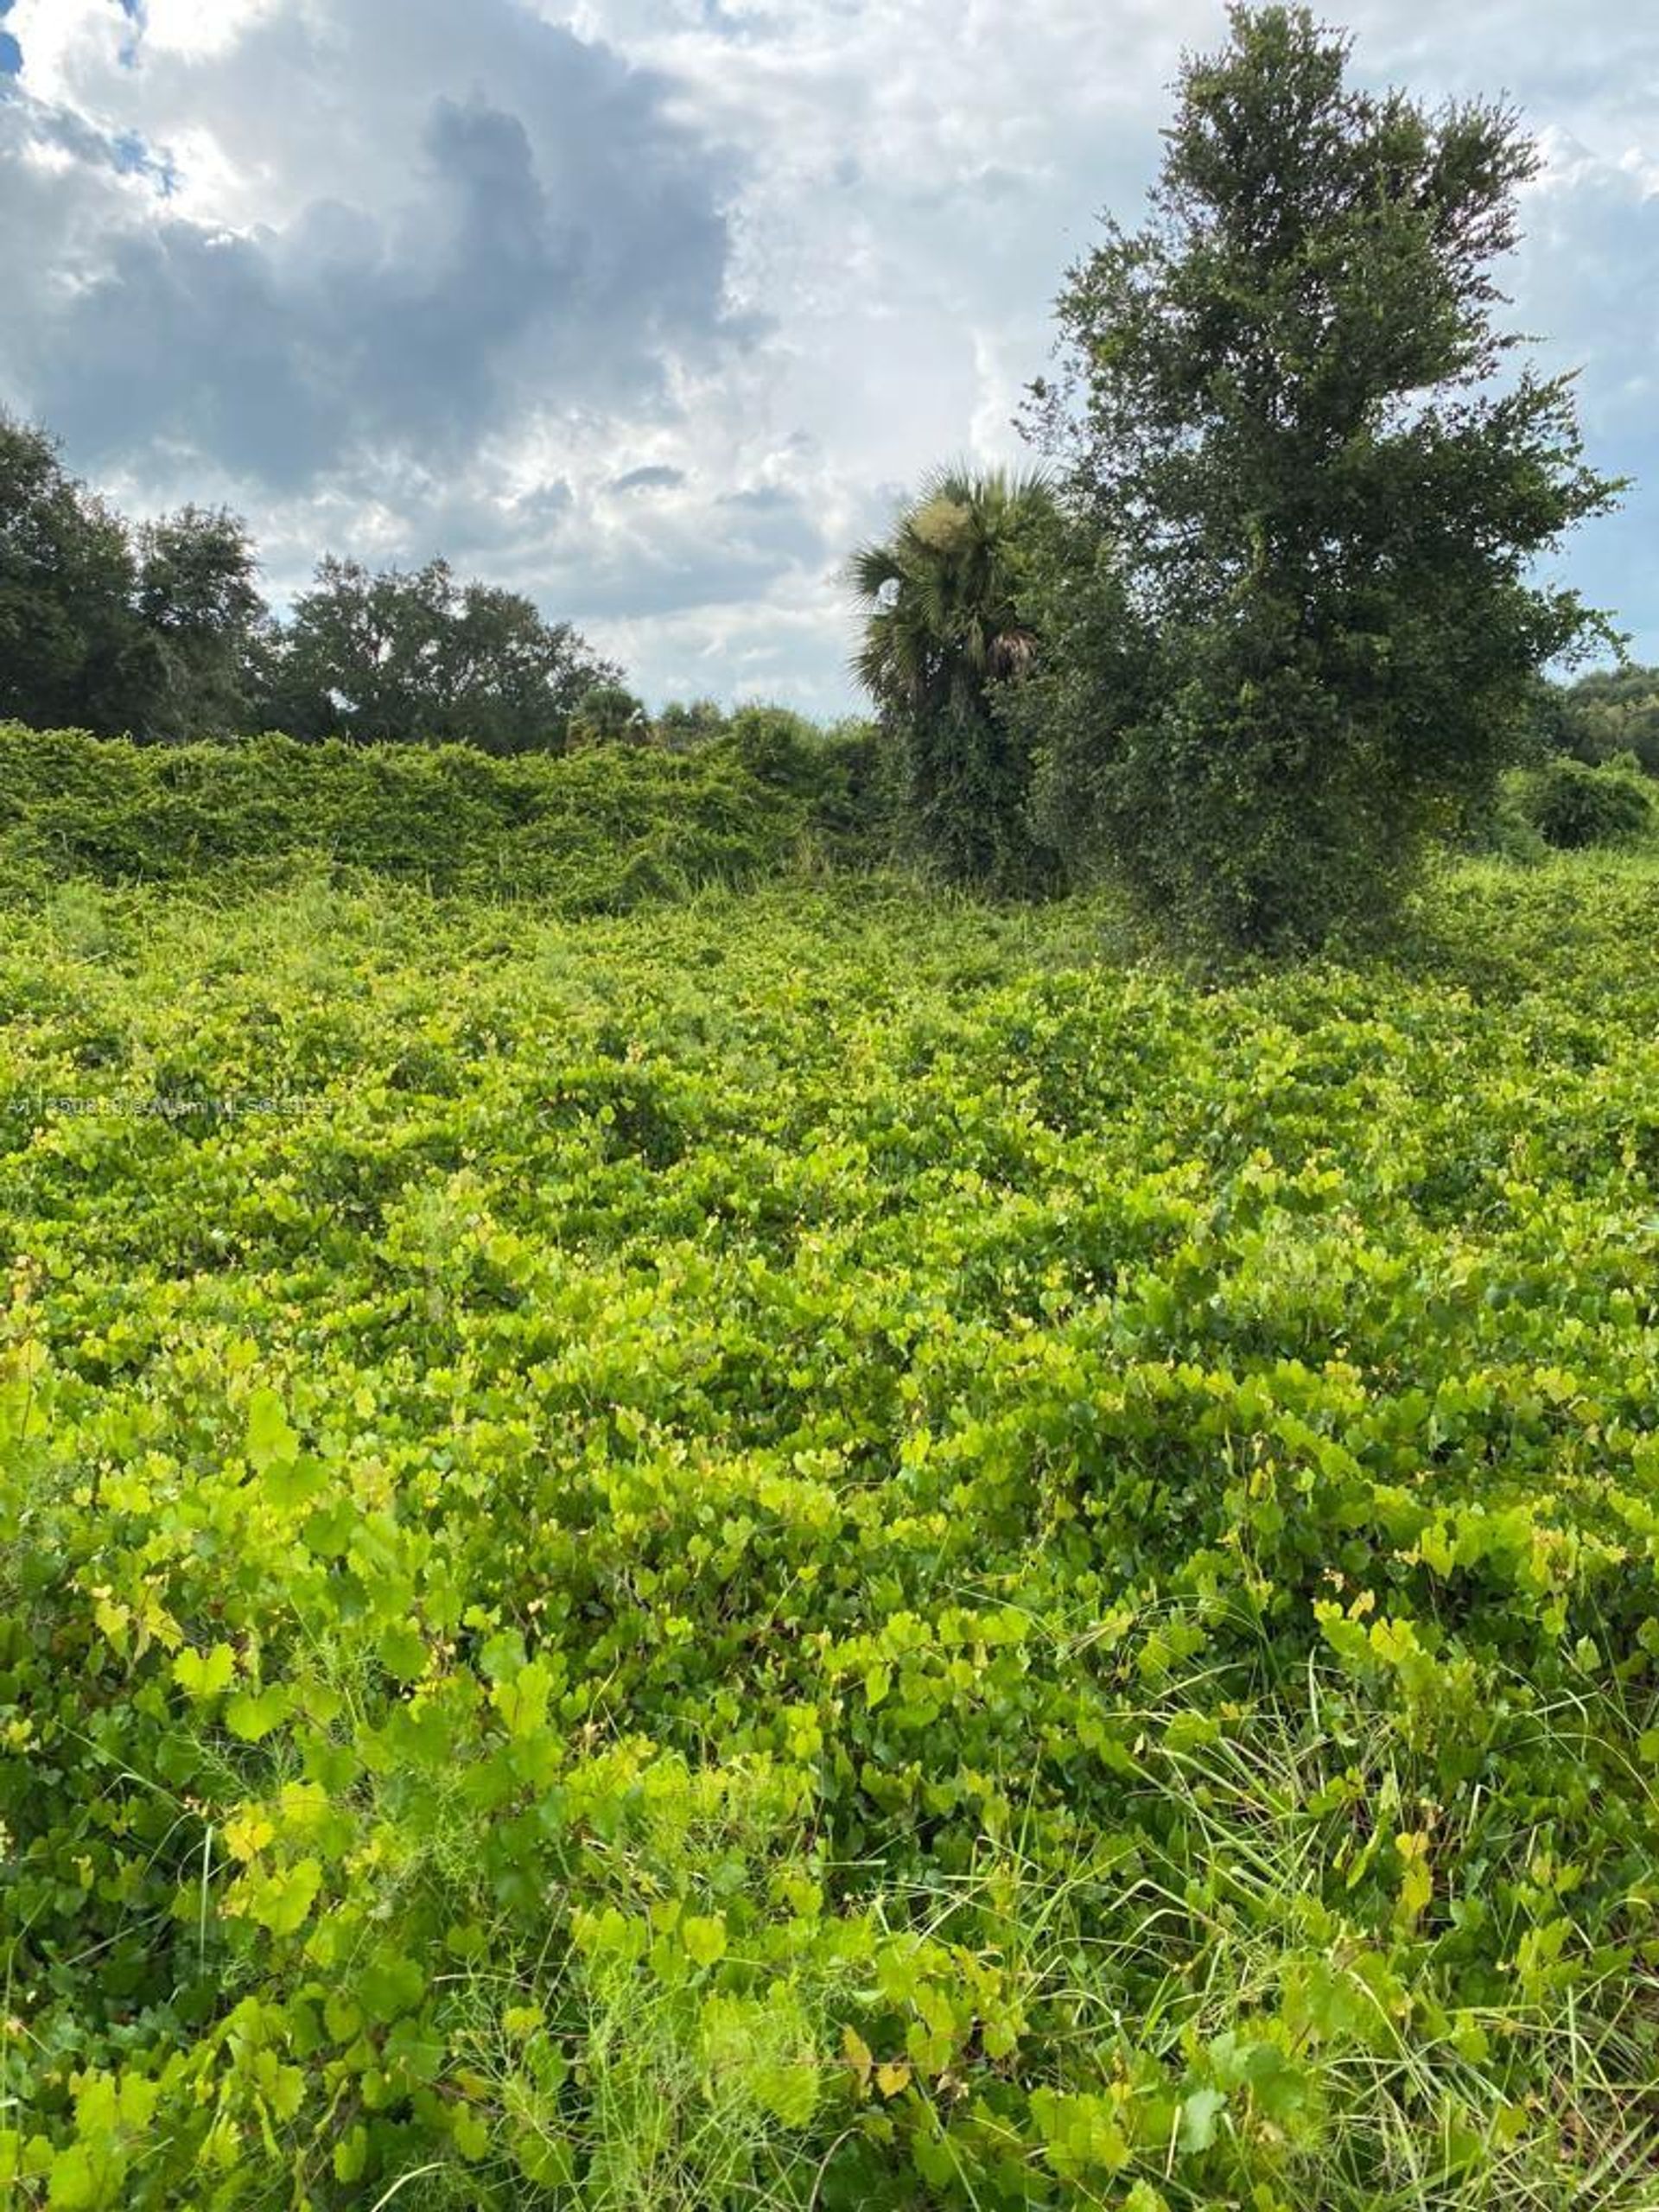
{"left": 0, "top": 417, "right": 628, "bottom": 754}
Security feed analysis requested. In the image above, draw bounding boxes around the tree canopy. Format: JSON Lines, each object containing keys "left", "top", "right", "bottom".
{"left": 131, "top": 506, "right": 265, "bottom": 742}
{"left": 1, "top": 413, "right": 147, "bottom": 736}
{"left": 1544, "top": 662, "right": 1659, "bottom": 773}
{"left": 253, "top": 556, "right": 620, "bottom": 754}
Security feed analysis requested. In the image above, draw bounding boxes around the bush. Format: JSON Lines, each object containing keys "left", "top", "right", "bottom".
{"left": 1519, "top": 754, "right": 1653, "bottom": 849}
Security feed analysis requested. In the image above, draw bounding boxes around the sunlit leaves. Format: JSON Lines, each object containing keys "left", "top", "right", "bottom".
{"left": 7, "top": 857, "right": 1659, "bottom": 2209}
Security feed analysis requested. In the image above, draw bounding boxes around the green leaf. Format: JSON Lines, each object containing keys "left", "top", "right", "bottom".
{"left": 681, "top": 1914, "right": 728, "bottom": 1967}
{"left": 753, "top": 2058, "right": 819, "bottom": 2128}
{"left": 453, "top": 2108, "right": 491, "bottom": 2160}
{"left": 265, "top": 1452, "right": 325, "bottom": 1511}
{"left": 359, "top": 1949, "right": 426, "bottom": 2024}
{"left": 174, "top": 1643, "right": 236, "bottom": 1700}
{"left": 512, "top": 2131, "right": 575, "bottom": 2188}
{"left": 225, "top": 1684, "right": 290, "bottom": 1742}
{"left": 333, "top": 2126, "right": 368, "bottom": 2184}
{"left": 491, "top": 1658, "right": 551, "bottom": 1738}
{"left": 245, "top": 1386, "right": 299, "bottom": 1473}
{"left": 378, "top": 1620, "right": 429, "bottom": 1683}
{"left": 1179, "top": 2086, "right": 1227, "bottom": 2154}
{"left": 247, "top": 1857, "right": 321, "bottom": 1937}
{"left": 47, "top": 2144, "right": 104, "bottom": 2212}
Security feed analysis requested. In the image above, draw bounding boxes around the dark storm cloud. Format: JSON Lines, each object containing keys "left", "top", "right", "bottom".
{"left": 0, "top": 0, "right": 746, "bottom": 489}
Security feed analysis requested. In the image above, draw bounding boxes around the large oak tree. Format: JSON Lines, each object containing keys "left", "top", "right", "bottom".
{"left": 1021, "top": 4, "right": 1622, "bottom": 951}
{"left": 254, "top": 556, "right": 619, "bottom": 754}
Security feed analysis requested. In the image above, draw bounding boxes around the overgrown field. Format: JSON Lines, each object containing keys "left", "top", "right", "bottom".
{"left": 5, "top": 859, "right": 1659, "bottom": 2209}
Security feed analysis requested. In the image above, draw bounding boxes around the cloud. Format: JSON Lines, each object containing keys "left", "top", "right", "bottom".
{"left": 611, "top": 464, "right": 688, "bottom": 492}
{"left": 1, "top": 0, "right": 1656, "bottom": 706}
{"left": 1509, "top": 129, "right": 1659, "bottom": 651}
{"left": 0, "top": 0, "right": 744, "bottom": 491}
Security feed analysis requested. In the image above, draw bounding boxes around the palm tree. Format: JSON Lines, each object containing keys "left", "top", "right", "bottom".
{"left": 847, "top": 465, "right": 1054, "bottom": 888}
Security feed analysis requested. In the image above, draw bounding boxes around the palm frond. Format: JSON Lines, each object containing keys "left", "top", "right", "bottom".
{"left": 843, "top": 466, "right": 1057, "bottom": 713}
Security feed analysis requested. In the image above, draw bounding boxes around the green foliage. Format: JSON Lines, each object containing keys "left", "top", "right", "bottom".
{"left": 0, "top": 724, "right": 885, "bottom": 907}
{"left": 653, "top": 698, "right": 729, "bottom": 752}
{"left": 1548, "top": 663, "right": 1659, "bottom": 773}
{"left": 1022, "top": 4, "right": 1622, "bottom": 954}
{"left": 1010, "top": 524, "right": 1156, "bottom": 888}
{"left": 1516, "top": 753, "right": 1654, "bottom": 849}
{"left": 256, "top": 556, "right": 618, "bottom": 753}
{"left": 1, "top": 421, "right": 269, "bottom": 745}
{"left": 130, "top": 507, "right": 266, "bottom": 743}
{"left": 726, "top": 709, "right": 892, "bottom": 853}
{"left": 1, "top": 414, "right": 623, "bottom": 750}
{"left": 567, "top": 683, "right": 652, "bottom": 751}
{"left": 4, "top": 852, "right": 1659, "bottom": 2206}
{"left": 0, "top": 414, "right": 149, "bottom": 736}
{"left": 848, "top": 466, "right": 1057, "bottom": 893}
{"left": 638, "top": 703, "right": 889, "bottom": 845}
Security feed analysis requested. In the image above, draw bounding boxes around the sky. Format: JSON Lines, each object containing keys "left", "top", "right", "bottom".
{"left": 1, "top": 0, "right": 1655, "bottom": 713}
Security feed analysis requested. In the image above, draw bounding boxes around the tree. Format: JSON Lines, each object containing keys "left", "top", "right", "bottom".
{"left": 1, "top": 416, "right": 270, "bottom": 741}
{"left": 565, "top": 682, "right": 651, "bottom": 748}
{"left": 655, "top": 697, "right": 728, "bottom": 751}
{"left": 1022, "top": 4, "right": 1623, "bottom": 951}
{"left": 0, "top": 412, "right": 143, "bottom": 734}
{"left": 257, "top": 556, "right": 620, "bottom": 753}
{"left": 132, "top": 506, "right": 266, "bottom": 741}
{"left": 1549, "top": 663, "right": 1659, "bottom": 773}
{"left": 847, "top": 465, "right": 1056, "bottom": 889}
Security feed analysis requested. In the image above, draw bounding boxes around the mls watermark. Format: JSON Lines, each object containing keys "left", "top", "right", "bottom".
{"left": 2, "top": 1091, "right": 324, "bottom": 1124}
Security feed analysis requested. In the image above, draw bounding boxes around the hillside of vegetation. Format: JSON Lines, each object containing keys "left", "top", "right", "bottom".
{"left": 4, "top": 855, "right": 1659, "bottom": 2211}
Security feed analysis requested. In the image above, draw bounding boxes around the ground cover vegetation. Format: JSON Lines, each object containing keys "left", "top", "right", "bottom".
{"left": 6, "top": 852, "right": 1659, "bottom": 2210}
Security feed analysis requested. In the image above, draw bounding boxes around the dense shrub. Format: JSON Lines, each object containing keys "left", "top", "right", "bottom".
{"left": 1518, "top": 753, "right": 1653, "bottom": 849}
{"left": 0, "top": 722, "right": 886, "bottom": 904}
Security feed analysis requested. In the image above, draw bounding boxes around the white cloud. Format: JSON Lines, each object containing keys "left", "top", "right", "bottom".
{"left": 3, "top": 0, "right": 126, "bottom": 104}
